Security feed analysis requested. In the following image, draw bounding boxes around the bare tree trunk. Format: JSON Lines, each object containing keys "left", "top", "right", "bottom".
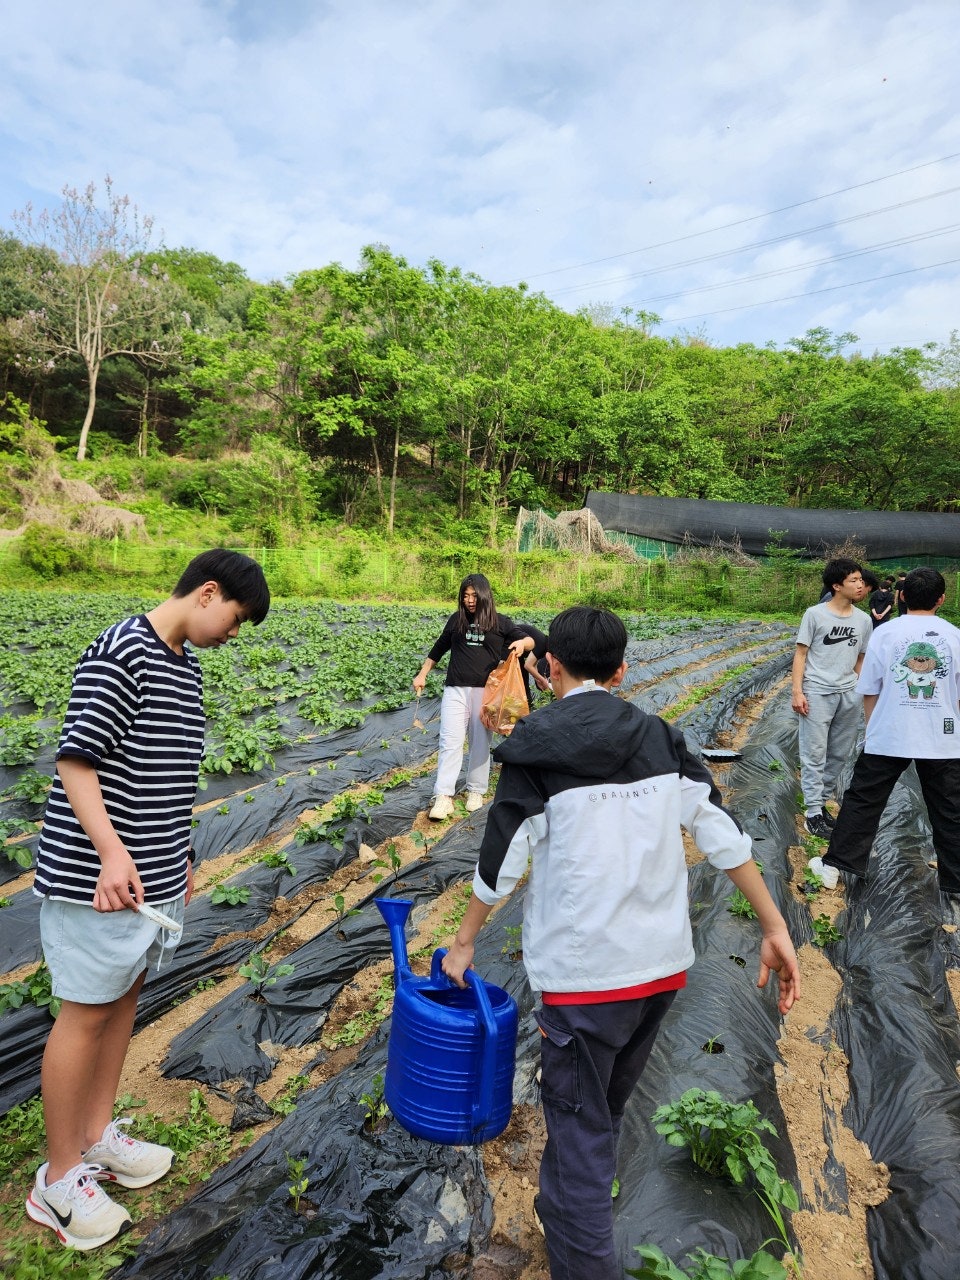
{"left": 138, "top": 379, "right": 149, "bottom": 457}
{"left": 458, "top": 421, "right": 472, "bottom": 519}
{"left": 76, "top": 362, "right": 100, "bottom": 461}
{"left": 370, "top": 435, "right": 387, "bottom": 520}
{"left": 388, "top": 421, "right": 400, "bottom": 536}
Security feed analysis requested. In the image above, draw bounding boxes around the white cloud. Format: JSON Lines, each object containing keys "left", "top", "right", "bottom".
{"left": 1, "top": 0, "right": 958, "bottom": 349}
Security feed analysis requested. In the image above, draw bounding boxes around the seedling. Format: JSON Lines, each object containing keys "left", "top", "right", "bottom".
{"left": 802, "top": 864, "right": 824, "bottom": 893}
{"left": 0, "top": 963, "right": 60, "bottom": 1018}
{"left": 385, "top": 768, "right": 414, "bottom": 788}
{"left": 629, "top": 1242, "right": 789, "bottom": 1279}
{"left": 216, "top": 804, "right": 230, "bottom": 815}
{"left": 701, "top": 1036, "right": 725, "bottom": 1055}
{"left": 727, "top": 889, "right": 758, "bottom": 920}
{"left": 323, "top": 975, "right": 394, "bottom": 1049}
{"left": 295, "top": 819, "right": 346, "bottom": 848}
{"left": 271, "top": 1074, "right": 310, "bottom": 1116}
{"left": 410, "top": 829, "right": 435, "bottom": 854}
{"left": 359, "top": 1072, "right": 390, "bottom": 1132}
{"left": 286, "top": 1153, "right": 309, "bottom": 1211}
{"left": 2, "top": 769, "right": 52, "bottom": 805}
{"left": 811, "top": 914, "right": 842, "bottom": 947}
{"left": 238, "top": 950, "right": 295, "bottom": 999}
{"left": 211, "top": 883, "right": 251, "bottom": 906}
{"left": 501, "top": 924, "right": 523, "bottom": 959}
{"left": 260, "top": 848, "right": 297, "bottom": 875}
{"left": 0, "top": 818, "right": 38, "bottom": 868}
{"left": 767, "top": 760, "right": 784, "bottom": 773}
{"left": 652, "top": 1089, "right": 799, "bottom": 1263}
{"left": 327, "top": 892, "right": 361, "bottom": 933}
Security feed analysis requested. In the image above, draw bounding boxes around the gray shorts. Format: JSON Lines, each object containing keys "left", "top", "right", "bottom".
{"left": 40, "top": 896, "right": 186, "bottom": 1004}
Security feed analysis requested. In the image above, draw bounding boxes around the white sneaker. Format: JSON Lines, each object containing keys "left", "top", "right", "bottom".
{"left": 82, "top": 1117, "right": 174, "bottom": 1189}
{"left": 464, "top": 791, "right": 485, "bottom": 812}
{"left": 25, "top": 1162, "right": 131, "bottom": 1250}
{"left": 429, "top": 795, "right": 454, "bottom": 821}
{"left": 808, "top": 857, "right": 839, "bottom": 890}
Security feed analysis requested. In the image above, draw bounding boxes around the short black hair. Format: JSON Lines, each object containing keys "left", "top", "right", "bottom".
{"left": 901, "top": 567, "right": 946, "bottom": 611}
{"left": 546, "top": 606, "right": 627, "bottom": 681}
{"left": 822, "top": 557, "right": 862, "bottom": 595}
{"left": 861, "top": 570, "right": 880, "bottom": 592}
{"left": 173, "top": 549, "right": 271, "bottom": 623}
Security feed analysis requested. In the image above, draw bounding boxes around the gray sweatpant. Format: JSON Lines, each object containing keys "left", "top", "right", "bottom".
{"left": 798, "top": 687, "right": 863, "bottom": 814}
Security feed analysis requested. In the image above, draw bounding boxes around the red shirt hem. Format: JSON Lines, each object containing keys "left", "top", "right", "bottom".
{"left": 541, "top": 971, "right": 687, "bottom": 1005}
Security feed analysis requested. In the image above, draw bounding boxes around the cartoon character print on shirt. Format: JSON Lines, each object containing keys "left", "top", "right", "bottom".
{"left": 465, "top": 624, "right": 486, "bottom": 647}
{"left": 892, "top": 638, "right": 949, "bottom": 701}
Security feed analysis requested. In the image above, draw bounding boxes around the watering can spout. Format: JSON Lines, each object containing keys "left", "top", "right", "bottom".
{"left": 375, "top": 897, "right": 414, "bottom": 984}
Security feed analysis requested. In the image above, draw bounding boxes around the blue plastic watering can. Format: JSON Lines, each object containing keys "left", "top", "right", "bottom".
{"left": 375, "top": 897, "right": 518, "bottom": 1145}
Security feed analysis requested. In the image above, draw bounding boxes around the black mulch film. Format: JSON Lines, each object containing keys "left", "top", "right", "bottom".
{"left": 5, "top": 620, "right": 960, "bottom": 1277}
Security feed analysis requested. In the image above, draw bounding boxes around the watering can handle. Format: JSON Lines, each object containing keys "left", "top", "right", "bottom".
{"left": 432, "top": 948, "right": 498, "bottom": 1133}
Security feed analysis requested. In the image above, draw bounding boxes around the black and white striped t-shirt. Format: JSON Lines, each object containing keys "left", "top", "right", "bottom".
{"left": 35, "top": 615, "right": 204, "bottom": 904}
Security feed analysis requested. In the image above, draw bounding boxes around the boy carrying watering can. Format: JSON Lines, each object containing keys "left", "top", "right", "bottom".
{"left": 442, "top": 606, "right": 800, "bottom": 1280}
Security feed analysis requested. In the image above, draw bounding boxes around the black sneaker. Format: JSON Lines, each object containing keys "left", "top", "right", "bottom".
{"left": 821, "top": 810, "right": 837, "bottom": 829}
{"left": 804, "top": 814, "right": 833, "bottom": 840}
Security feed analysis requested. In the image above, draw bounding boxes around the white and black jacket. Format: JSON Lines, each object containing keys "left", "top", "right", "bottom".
{"left": 473, "top": 687, "right": 751, "bottom": 993}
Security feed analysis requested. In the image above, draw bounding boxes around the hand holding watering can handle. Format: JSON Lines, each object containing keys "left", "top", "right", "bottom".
{"left": 432, "top": 948, "right": 499, "bottom": 1133}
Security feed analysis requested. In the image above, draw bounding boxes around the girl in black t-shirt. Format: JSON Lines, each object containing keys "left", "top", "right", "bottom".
{"left": 413, "top": 574, "right": 531, "bottom": 820}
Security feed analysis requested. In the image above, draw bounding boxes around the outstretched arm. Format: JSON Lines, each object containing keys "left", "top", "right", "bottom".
{"left": 725, "top": 859, "right": 799, "bottom": 1013}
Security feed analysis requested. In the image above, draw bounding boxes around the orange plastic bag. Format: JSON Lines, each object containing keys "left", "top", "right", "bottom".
{"left": 480, "top": 655, "right": 529, "bottom": 735}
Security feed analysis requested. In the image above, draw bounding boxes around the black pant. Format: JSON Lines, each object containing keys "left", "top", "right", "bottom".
{"left": 825, "top": 752, "right": 960, "bottom": 893}
{"left": 535, "top": 992, "right": 675, "bottom": 1280}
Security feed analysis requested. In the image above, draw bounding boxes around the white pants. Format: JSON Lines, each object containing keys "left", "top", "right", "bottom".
{"left": 435, "top": 686, "right": 493, "bottom": 797}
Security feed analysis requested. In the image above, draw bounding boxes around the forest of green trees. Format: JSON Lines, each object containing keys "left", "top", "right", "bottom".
{"left": 3, "top": 181, "right": 960, "bottom": 549}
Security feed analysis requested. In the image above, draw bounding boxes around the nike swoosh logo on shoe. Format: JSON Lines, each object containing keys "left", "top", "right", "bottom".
{"left": 38, "top": 1193, "right": 72, "bottom": 1229}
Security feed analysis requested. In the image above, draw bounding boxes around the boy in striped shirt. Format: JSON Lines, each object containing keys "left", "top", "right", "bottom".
{"left": 27, "top": 549, "right": 269, "bottom": 1250}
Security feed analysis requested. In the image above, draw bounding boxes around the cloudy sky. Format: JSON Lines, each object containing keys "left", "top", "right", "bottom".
{"left": 3, "top": 0, "right": 959, "bottom": 354}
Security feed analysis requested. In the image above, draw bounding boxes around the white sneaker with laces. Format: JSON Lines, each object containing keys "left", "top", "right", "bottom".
{"left": 25, "top": 1161, "right": 131, "bottom": 1250}
{"left": 429, "top": 795, "right": 454, "bottom": 821}
{"left": 464, "top": 791, "right": 485, "bottom": 812}
{"left": 82, "top": 1117, "right": 175, "bottom": 1189}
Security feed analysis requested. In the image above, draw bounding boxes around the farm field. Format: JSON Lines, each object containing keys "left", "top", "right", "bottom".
{"left": 1, "top": 591, "right": 959, "bottom": 1280}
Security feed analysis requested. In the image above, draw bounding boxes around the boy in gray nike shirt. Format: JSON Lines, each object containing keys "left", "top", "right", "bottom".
{"left": 791, "top": 557, "right": 870, "bottom": 839}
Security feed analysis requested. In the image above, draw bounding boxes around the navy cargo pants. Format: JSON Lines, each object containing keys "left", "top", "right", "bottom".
{"left": 535, "top": 991, "right": 676, "bottom": 1280}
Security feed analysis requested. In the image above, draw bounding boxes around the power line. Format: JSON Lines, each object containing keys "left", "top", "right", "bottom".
{"left": 510, "top": 151, "right": 960, "bottom": 284}
{"left": 657, "top": 255, "right": 960, "bottom": 325}
{"left": 548, "top": 186, "right": 960, "bottom": 300}
{"left": 631, "top": 223, "right": 960, "bottom": 305}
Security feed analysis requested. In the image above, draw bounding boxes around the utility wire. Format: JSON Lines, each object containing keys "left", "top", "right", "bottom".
{"left": 548, "top": 187, "right": 960, "bottom": 299}
{"left": 512, "top": 152, "right": 960, "bottom": 284}
{"left": 657, "top": 255, "right": 960, "bottom": 325}
{"left": 631, "top": 223, "right": 960, "bottom": 305}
